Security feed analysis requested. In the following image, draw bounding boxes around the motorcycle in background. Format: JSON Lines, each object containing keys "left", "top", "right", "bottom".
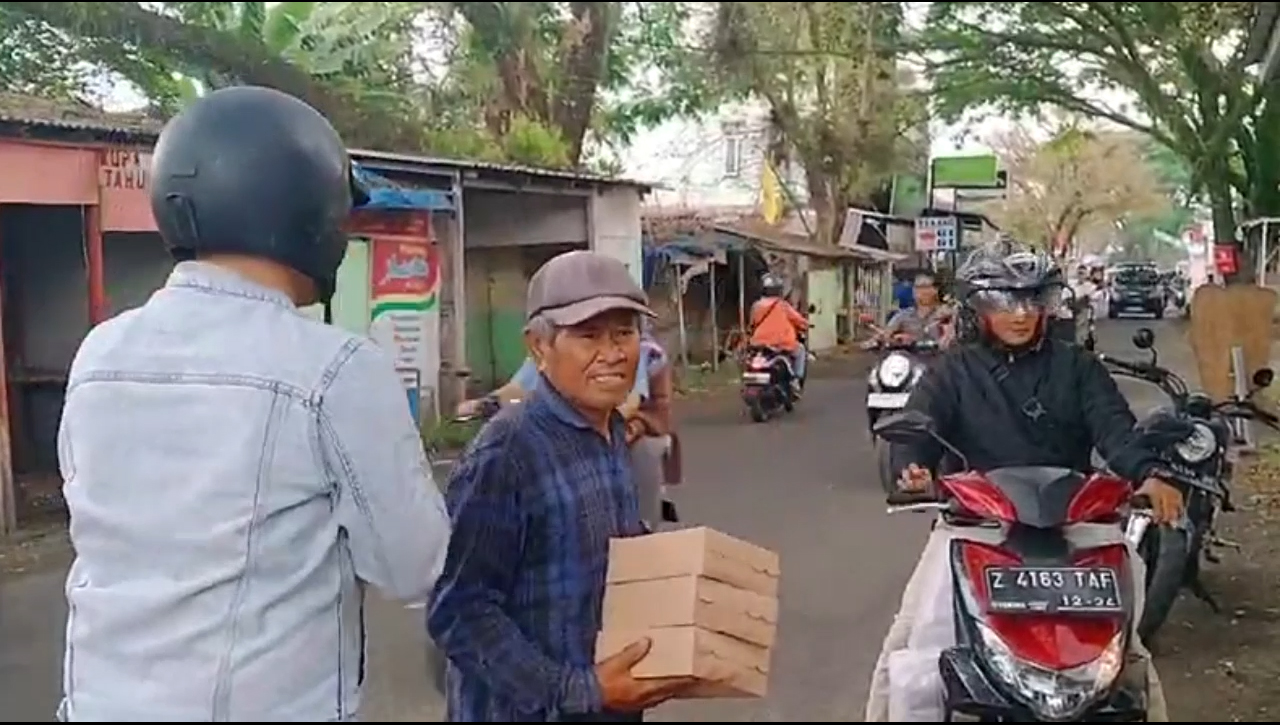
{"left": 739, "top": 336, "right": 806, "bottom": 423}
{"left": 1100, "top": 326, "right": 1278, "bottom": 642}
{"left": 876, "top": 410, "right": 1151, "bottom": 722}
{"left": 860, "top": 313, "right": 945, "bottom": 493}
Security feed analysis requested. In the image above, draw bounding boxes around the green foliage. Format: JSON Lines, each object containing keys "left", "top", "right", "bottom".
{"left": 0, "top": 1, "right": 722, "bottom": 170}
{"left": 920, "top": 2, "right": 1270, "bottom": 243}
{"left": 708, "top": 2, "right": 925, "bottom": 244}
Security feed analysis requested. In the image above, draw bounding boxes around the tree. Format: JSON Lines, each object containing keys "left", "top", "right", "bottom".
{"left": 921, "top": 2, "right": 1266, "bottom": 251}
{"left": 0, "top": 2, "right": 717, "bottom": 168}
{"left": 710, "top": 1, "right": 926, "bottom": 245}
{"left": 985, "top": 125, "right": 1169, "bottom": 258}
{"left": 1, "top": 1, "right": 420, "bottom": 148}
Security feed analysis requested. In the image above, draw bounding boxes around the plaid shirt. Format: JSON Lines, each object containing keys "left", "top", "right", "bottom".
{"left": 427, "top": 376, "right": 644, "bottom": 721}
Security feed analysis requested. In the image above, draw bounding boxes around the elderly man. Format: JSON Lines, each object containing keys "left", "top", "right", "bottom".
{"left": 428, "top": 250, "right": 698, "bottom": 721}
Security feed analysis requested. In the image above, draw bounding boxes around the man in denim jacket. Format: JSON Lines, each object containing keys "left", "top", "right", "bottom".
{"left": 57, "top": 87, "right": 450, "bottom": 721}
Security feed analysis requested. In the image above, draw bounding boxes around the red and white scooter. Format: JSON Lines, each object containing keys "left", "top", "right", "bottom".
{"left": 876, "top": 410, "right": 1150, "bottom": 722}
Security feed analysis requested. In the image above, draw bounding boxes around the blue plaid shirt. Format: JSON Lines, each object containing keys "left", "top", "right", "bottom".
{"left": 427, "top": 376, "right": 645, "bottom": 721}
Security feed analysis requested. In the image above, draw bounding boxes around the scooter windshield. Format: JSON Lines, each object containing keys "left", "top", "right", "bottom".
{"left": 983, "top": 466, "right": 1087, "bottom": 528}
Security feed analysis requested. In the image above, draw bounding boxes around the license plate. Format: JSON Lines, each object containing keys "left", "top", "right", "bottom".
{"left": 866, "top": 392, "right": 910, "bottom": 409}
{"left": 985, "top": 566, "right": 1122, "bottom": 614}
{"left": 741, "top": 372, "right": 771, "bottom": 384}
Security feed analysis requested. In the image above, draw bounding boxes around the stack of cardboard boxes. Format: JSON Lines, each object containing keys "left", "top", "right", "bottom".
{"left": 595, "top": 527, "right": 782, "bottom": 698}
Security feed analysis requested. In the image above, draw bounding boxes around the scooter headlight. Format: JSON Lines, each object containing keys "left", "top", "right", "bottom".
{"left": 975, "top": 622, "right": 1125, "bottom": 721}
{"left": 877, "top": 353, "right": 912, "bottom": 389}
{"left": 1174, "top": 422, "right": 1217, "bottom": 464}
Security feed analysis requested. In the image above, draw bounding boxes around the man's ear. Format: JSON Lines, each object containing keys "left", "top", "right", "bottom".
{"left": 525, "top": 330, "right": 549, "bottom": 371}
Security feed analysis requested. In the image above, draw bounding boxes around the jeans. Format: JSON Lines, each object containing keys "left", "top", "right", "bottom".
{"left": 630, "top": 436, "right": 671, "bottom": 530}
{"left": 790, "top": 345, "right": 807, "bottom": 381}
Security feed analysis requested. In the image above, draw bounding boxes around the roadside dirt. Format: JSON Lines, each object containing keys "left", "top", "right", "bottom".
{"left": 1157, "top": 445, "right": 1280, "bottom": 722}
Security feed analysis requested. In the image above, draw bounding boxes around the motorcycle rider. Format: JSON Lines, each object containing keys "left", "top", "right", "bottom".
{"left": 57, "top": 87, "right": 450, "bottom": 721}
{"left": 748, "top": 274, "right": 809, "bottom": 391}
{"left": 862, "top": 270, "right": 953, "bottom": 348}
{"left": 864, "top": 246, "right": 1183, "bottom": 722}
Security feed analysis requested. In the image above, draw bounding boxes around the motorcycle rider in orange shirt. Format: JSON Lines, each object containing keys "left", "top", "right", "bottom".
{"left": 748, "top": 274, "right": 809, "bottom": 392}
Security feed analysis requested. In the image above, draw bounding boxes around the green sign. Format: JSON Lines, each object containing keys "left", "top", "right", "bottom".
{"left": 890, "top": 173, "right": 928, "bottom": 217}
{"left": 931, "top": 155, "right": 1001, "bottom": 189}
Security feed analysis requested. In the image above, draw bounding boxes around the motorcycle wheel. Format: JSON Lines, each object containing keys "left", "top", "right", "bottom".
{"left": 748, "top": 399, "right": 768, "bottom": 423}
{"left": 1137, "top": 525, "right": 1191, "bottom": 644}
{"left": 875, "top": 439, "right": 896, "bottom": 496}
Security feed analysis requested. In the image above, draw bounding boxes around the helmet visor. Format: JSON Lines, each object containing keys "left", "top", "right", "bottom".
{"left": 969, "top": 286, "right": 1060, "bottom": 315}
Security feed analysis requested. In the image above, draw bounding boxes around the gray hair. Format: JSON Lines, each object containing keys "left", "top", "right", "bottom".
{"left": 524, "top": 310, "right": 644, "bottom": 342}
{"left": 524, "top": 313, "right": 559, "bottom": 341}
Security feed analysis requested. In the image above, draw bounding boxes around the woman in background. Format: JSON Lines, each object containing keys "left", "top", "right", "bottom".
{"left": 626, "top": 320, "right": 680, "bottom": 529}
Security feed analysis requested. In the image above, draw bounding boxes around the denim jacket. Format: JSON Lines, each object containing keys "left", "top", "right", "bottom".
{"left": 58, "top": 262, "right": 450, "bottom": 721}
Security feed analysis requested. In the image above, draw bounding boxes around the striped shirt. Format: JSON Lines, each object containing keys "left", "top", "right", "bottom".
{"left": 427, "top": 376, "right": 645, "bottom": 721}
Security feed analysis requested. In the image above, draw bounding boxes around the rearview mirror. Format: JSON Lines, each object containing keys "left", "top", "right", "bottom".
{"left": 1132, "top": 327, "right": 1155, "bottom": 350}
{"left": 1254, "top": 368, "right": 1275, "bottom": 389}
{"left": 872, "top": 410, "right": 935, "bottom": 444}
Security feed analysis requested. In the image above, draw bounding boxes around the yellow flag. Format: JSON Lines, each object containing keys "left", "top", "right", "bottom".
{"left": 760, "top": 160, "right": 784, "bottom": 224}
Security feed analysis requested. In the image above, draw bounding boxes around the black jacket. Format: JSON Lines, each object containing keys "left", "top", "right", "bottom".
{"left": 899, "top": 338, "right": 1158, "bottom": 482}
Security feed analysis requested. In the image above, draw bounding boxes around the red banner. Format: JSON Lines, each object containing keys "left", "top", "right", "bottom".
{"left": 370, "top": 238, "right": 438, "bottom": 298}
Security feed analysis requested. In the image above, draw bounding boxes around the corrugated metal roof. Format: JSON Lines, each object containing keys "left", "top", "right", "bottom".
{"left": 715, "top": 221, "right": 858, "bottom": 260}
{"left": 0, "top": 93, "right": 654, "bottom": 189}
{"left": 350, "top": 148, "right": 654, "bottom": 190}
{"left": 0, "top": 93, "right": 163, "bottom": 138}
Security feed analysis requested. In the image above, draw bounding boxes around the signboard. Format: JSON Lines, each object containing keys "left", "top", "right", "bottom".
{"left": 1213, "top": 243, "right": 1240, "bottom": 276}
{"left": 915, "top": 216, "right": 957, "bottom": 252}
{"left": 98, "top": 147, "right": 156, "bottom": 232}
{"left": 400, "top": 367, "right": 422, "bottom": 424}
{"left": 931, "top": 155, "right": 1003, "bottom": 189}
{"left": 368, "top": 238, "right": 441, "bottom": 418}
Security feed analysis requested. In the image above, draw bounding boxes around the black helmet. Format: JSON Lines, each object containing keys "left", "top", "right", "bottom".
{"left": 150, "top": 86, "right": 369, "bottom": 300}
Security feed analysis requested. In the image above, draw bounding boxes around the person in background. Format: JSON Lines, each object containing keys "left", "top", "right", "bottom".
{"left": 748, "top": 274, "right": 810, "bottom": 391}
{"left": 865, "top": 270, "right": 953, "bottom": 348}
{"left": 454, "top": 322, "right": 679, "bottom": 530}
{"left": 428, "top": 250, "right": 699, "bottom": 721}
{"left": 893, "top": 270, "right": 916, "bottom": 310}
{"left": 624, "top": 319, "right": 680, "bottom": 530}
{"left": 57, "top": 87, "right": 450, "bottom": 721}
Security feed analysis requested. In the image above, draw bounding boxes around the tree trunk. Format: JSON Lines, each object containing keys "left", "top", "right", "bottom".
{"left": 1205, "top": 172, "right": 1246, "bottom": 283}
{"left": 805, "top": 171, "right": 848, "bottom": 246}
{"left": 552, "top": 2, "right": 617, "bottom": 163}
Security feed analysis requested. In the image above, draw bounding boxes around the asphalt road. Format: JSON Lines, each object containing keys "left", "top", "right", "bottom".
{"left": 0, "top": 317, "right": 1189, "bottom": 722}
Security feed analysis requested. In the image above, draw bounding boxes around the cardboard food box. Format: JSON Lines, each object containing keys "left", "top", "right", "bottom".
{"left": 602, "top": 574, "right": 778, "bottom": 648}
{"left": 596, "top": 625, "right": 771, "bottom": 698}
{"left": 605, "top": 526, "right": 781, "bottom": 596}
{"left": 598, "top": 527, "right": 782, "bottom": 699}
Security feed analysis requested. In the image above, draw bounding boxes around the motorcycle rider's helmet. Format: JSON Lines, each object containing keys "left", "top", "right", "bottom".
{"left": 955, "top": 245, "right": 1065, "bottom": 349}
{"left": 761, "top": 273, "right": 784, "bottom": 297}
{"left": 150, "top": 86, "right": 369, "bottom": 302}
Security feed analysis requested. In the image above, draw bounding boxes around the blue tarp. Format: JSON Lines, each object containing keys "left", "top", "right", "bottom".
{"left": 353, "top": 163, "right": 454, "bottom": 211}
{"left": 641, "top": 235, "right": 751, "bottom": 289}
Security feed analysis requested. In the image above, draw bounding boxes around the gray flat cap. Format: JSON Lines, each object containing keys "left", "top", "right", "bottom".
{"left": 527, "top": 250, "right": 655, "bottom": 326}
